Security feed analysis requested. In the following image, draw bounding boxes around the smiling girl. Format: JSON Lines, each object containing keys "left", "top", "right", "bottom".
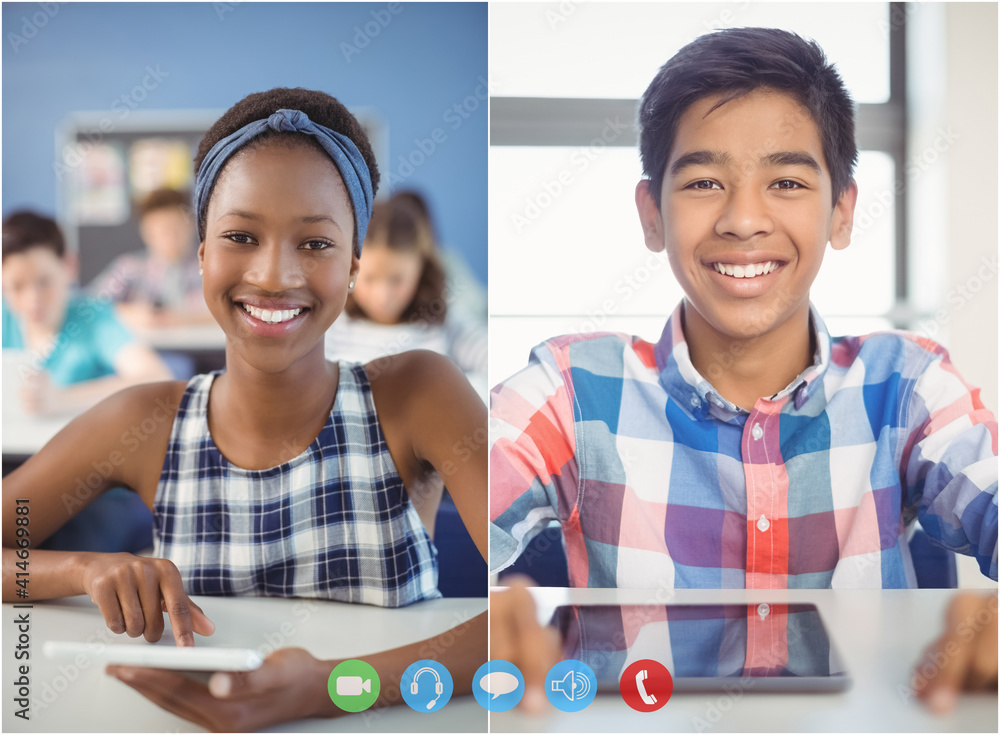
{"left": 1, "top": 87, "right": 487, "bottom": 730}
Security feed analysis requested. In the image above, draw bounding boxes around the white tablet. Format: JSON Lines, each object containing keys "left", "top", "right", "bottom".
{"left": 43, "top": 641, "right": 264, "bottom": 671}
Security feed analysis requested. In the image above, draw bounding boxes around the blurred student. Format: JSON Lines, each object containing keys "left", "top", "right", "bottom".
{"left": 2, "top": 210, "right": 170, "bottom": 554}
{"left": 394, "top": 189, "right": 488, "bottom": 325}
{"left": 89, "top": 188, "right": 212, "bottom": 329}
{"left": 325, "top": 194, "right": 487, "bottom": 381}
{"left": 2, "top": 210, "right": 172, "bottom": 415}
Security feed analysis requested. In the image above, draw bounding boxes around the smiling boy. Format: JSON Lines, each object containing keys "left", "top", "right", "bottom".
{"left": 490, "top": 28, "right": 997, "bottom": 590}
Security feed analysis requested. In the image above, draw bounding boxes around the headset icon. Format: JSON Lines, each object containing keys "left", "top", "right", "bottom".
{"left": 410, "top": 666, "right": 444, "bottom": 709}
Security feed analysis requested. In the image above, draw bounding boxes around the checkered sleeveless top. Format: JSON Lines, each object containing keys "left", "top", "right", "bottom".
{"left": 152, "top": 363, "right": 440, "bottom": 607}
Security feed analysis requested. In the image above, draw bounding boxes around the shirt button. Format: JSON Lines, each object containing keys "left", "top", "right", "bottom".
{"left": 757, "top": 603, "right": 770, "bottom": 619}
{"left": 757, "top": 514, "right": 770, "bottom": 532}
{"left": 751, "top": 423, "right": 763, "bottom": 440}
{"left": 690, "top": 394, "right": 702, "bottom": 408}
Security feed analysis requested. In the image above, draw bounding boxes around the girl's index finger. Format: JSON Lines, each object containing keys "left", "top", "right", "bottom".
{"left": 159, "top": 591, "right": 216, "bottom": 643}
{"left": 158, "top": 577, "right": 201, "bottom": 647}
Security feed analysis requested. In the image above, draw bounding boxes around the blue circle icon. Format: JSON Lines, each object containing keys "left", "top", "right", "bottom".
{"left": 472, "top": 660, "right": 524, "bottom": 712}
{"left": 545, "top": 659, "right": 597, "bottom": 712}
{"left": 400, "top": 659, "right": 453, "bottom": 713}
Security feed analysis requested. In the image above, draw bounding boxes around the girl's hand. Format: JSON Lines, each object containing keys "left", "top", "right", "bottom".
{"left": 107, "top": 647, "right": 333, "bottom": 732}
{"left": 80, "top": 553, "right": 215, "bottom": 647}
{"left": 913, "top": 592, "right": 998, "bottom": 713}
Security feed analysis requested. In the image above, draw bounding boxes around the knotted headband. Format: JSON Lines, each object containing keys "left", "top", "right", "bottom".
{"left": 194, "top": 108, "right": 374, "bottom": 251}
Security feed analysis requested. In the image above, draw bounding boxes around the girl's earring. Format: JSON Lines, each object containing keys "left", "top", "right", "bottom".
{"left": 199, "top": 267, "right": 204, "bottom": 276}
{"left": 349, "top": 280, "right": 356, "bottom": 291}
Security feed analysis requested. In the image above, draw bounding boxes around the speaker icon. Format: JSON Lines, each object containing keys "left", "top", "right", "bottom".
{"left": 550, "top": 668, "right": 592, "bottom": 702}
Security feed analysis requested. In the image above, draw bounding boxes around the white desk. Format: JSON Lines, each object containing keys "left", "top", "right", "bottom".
{"left": 135, "top": 324, "right": 227, "bottom": 351}
{"left": 2, "top": 594, "right": 487, "bottom": 732}
{"left": 0, "top": 325, "right": 224, "bottom": 457}
{"left": 1, "top": 411, "right": 73, "bottom": 457}
{"left": 490, "top": 588, "right": 997, "bottom": 733}
{"left": 1, "top": 352, "right": 75, "bottom": 457}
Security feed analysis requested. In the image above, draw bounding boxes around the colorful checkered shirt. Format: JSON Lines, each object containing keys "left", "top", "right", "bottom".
{"left": 154, "top": 363, "right": 441, "bottom": 607}
{"left": 490, "top": 302, "right": 998, "bottom": 588}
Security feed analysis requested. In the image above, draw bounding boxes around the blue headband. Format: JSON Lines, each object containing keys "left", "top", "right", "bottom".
{"left": 194, "top": 108, "right": 374, "bottom": 251}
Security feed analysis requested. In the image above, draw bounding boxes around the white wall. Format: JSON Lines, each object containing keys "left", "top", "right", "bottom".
{"left": 942, "top": 3, "right": 997, "bottom": 589}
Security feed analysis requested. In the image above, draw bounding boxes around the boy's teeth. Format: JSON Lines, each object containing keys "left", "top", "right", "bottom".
{"left": 241, "top": 303, "right": 303, "bottom": 324}
{"left": 713, "top": 261, "right": 777, "bottom": 278}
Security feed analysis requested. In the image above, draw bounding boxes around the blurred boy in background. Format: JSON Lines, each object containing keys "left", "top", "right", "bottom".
{"left": 2, "top": 210, "right": 171, "bottom": 415}
{"left": 2, "top": 210, "right": 169, "bottom": 552}
{"left": 89, "top": 188, "right": 212, "bottom": 329}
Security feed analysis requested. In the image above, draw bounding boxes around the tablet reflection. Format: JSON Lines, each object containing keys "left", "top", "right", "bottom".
{"left": 551, "top": 603, "right": 846, "bottom": 687}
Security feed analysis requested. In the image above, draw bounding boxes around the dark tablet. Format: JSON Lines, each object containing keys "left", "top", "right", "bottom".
{"left": 549, "top": 602, "right": 851, "bottom": 693}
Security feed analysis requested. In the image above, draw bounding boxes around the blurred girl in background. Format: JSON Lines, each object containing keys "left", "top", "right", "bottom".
{"left": 325, "top": 192, "right": 487, "bottom": 393}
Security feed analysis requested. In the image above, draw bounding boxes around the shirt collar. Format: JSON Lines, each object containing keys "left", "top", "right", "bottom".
{"left": 653, "top": 300, "right": 831, "bottom": 421}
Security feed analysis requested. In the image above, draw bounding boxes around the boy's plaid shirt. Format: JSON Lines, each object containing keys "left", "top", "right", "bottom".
{"left": 490, "top": 303, "right": 998, "bottom": 587}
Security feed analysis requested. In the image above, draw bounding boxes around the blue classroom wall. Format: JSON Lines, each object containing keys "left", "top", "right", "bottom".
{"left": 1, "top": 1, "right": 488, "bottom": 283}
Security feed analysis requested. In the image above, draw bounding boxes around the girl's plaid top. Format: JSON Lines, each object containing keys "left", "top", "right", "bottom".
{"left": 153, "top": 363, "right": 440, "bottom": 607}
{"left": 490, "top": 302, "right": 998, "bottom": 588}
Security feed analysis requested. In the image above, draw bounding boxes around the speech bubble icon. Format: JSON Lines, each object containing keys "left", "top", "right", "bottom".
{"left": 480, "top": 671, "right": 518, "bottom": 699}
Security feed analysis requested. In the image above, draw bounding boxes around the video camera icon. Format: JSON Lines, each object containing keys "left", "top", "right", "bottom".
{"left": 545, "top": 660, "right": 597, "bottom": 712}
{"left": 335, "top": 675, "right": 372, "bottom": 696}
{"left": 327, "top": 659, "right": 380, "bottom": 713}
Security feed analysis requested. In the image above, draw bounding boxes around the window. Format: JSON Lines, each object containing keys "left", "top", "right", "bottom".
{"left": 489, "top": 2, "right": 907, "bottom": 385}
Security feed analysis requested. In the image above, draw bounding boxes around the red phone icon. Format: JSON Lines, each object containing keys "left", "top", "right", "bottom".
{"left": 635, "top": 669, "right": 656, "bottom": 705}
{"left": 620, "top": 660, "right": 672, "bottom": 712}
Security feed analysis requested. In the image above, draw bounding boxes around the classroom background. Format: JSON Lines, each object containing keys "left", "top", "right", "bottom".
{"left": 2, "top": 1, "right": 487, "bottom": 286}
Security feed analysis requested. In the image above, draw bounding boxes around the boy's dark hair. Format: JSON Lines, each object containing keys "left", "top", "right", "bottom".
{"left": 638, "top": 27, "right": 857, "bottom": 207}
{"left": 138, "top": 188, "right": 191, "bottom": 219}
{"left": 194, "top": 87, "right": 380, "bottom": 254}
{"left": 345, "top": 197, "right": 448, "bottom": 325}
{"left": 2, "top": 211, "right": 66, "bottom": 262}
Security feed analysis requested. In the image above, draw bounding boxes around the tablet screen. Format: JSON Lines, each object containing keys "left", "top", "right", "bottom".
{"left": 550, "top": 603, "right": 850, "bottom": 692}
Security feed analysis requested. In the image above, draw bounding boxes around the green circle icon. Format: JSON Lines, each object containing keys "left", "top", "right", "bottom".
{"left": 328, "top": 659, "right": 380, "bottom": 713}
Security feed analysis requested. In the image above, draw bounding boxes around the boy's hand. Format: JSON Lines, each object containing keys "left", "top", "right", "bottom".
{"left": 79, "top": 552, "right": 215, "bottom": 647}
{"left": 107, "top": 647, "right": 331, "bottom": 732}
{"left": 19, "top": 370, "right": 58, "bottom": 415}
{"left": 118, "top": 301, "right": 171, "bottom": 330}
{"left": 913, "top": 592, "right": 998, "bottom": 713}
{"left": 490, "top": 576, "right": 561, "bottom": 714}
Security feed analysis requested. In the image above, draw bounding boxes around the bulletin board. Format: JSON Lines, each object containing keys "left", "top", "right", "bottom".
{"left": 55, "top": 109, "right": 386, "bottom": 287}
